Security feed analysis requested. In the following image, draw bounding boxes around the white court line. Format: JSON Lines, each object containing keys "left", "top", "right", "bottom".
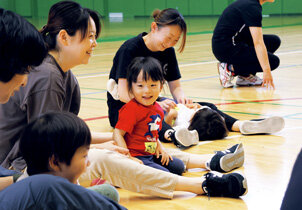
{"left": 224, "top": 135, "right": 243, "bottom": 139}
{"left": 180, "top": 61, "right": 217, "bottom": 67}
{"left": 77, "top": 50, "right": 302, "bottom": 79}
{"left": 77, "top": 73, "right": 109, "bottom": 79}
{"left": 276, "top": 50, "right": 302, "bottom": 56}
{"left": 282, "top": 126, "right": 302, "bottom": 131}
{"left": 197, "top": 141, "right": 212, "bottom": 146}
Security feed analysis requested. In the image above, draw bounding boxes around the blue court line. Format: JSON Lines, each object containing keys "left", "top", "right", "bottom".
{"left": 286, "top": 117, "right": 302, "bottom": 120}
{"left": 81, "top": 91, "right": 106, "bottom": 96}
{"left": 73, "top": 59, "right": 302, "bottom": 79}
{"left": 279, "top": 64, "right": 302, "bottom": 69}
{"left": 283, "top": 113, "right": 302, "bottom": 118}
{"left": 81, "top": 87, "right": 106, "bottom": 91}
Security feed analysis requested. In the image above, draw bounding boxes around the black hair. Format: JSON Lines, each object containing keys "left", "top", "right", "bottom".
{"left": 152, "top": 8, "right": 187, "bottom": 53}
{"left": 0, "top": 8, "right": 47, "bottom": 82}
{"left": 40, "top": 1, "right": 101, "bottom": 51}
{"left": 127, "top": 56, "right": 165, "bottom": 93}
{"left": 188, "top": 108, "right": 228, "bottom": 140}
{"left": 20, "top": 111, "right": 91, "bottom": 176}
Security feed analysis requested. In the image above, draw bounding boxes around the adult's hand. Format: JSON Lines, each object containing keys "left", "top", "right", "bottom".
{"left": 250, "top": 26, "right": 275, "bottom": 89}
{"left": 262, "top": 71, "right": 275, "bottom": 89}
{"left": 178, "top": 97, "right": 193, "bottom": 105}
{"left": 168, "top": 79, "right": 192, "bottom": 105}
{"left": 157, "top": 99, "right": 176, "bottom": 112}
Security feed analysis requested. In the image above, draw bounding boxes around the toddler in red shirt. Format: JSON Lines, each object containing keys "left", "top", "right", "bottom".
{"left": 114, "top": 57, "right": 184, "bottom": 175}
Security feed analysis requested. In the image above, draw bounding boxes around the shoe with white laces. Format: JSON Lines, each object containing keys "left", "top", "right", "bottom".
{"left": 169, "top": 127, "right": 199, "bottom": 148}
{"left": 217, "top": 62, "right": 234, "bottom": 88}
{"left": 202, "top": 171, "right": 248, "bottom": 198}
{"left": 239, "top": 116, "right": 285, "bottom": 135}
{"left": 206, "top": 143, "right": 244, "bottom": 172}
{"left": 107, "top": 78, "right": 119, "bottom": 100}
{"left": 236, "top": 74, "right": 263, "bottom": 86}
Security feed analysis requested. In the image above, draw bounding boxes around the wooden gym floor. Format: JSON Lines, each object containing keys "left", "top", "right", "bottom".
{"left": 70, "top": 17, "right": 302, "bottom": 209}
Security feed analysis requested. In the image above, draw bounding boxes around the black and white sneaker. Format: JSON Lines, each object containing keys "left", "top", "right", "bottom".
{"left": 206, "top": 143, "right": 244, "bottom": 172}
{"left": 239, "top": 116, "right": 285, "bottom": 135}
{"left": 202, "top": 171, "right": 248, "bottom": 198}
{"left": 170, "top": 127, "right": 199, "bottom": 148}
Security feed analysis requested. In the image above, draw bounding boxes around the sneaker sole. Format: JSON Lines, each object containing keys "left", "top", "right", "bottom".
{"left": 217, "top": 63, "right": 234, "bottom": 88}
{"left": 240, "top": 116, "right": 285, "bottom": 135}
{"left": 175, "top": 127, "right": 199, "bottom": 147}
{"left": 236, "top": 82, "right": 262, "bottom": 87}
{"left": 220, "top": 143, "right": 244, "bottom": 172}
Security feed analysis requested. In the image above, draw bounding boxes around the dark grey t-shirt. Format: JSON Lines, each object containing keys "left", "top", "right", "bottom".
{"left": 0, "top": 55, "right": 81, "bottom": 170}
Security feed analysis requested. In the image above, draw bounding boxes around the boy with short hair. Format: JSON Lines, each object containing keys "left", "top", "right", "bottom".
{"left": 0, "top": 112, "right": 125, "bottom": 210}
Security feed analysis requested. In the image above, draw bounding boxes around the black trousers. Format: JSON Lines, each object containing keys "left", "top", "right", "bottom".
{"left": 281, "top": 149, "right": 302, "bottom": 210}
{"left": 158, "top": 102, "right": 238, "bottom": 142}
{"left": 213, "top": 31, "right": 281, "bottom": 77}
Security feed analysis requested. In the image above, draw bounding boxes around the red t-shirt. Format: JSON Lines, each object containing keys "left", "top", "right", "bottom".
{"left": 115, "top": 99, "right": 164, "bottom": 157}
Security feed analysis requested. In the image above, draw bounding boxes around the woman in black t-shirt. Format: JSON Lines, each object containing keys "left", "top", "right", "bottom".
{"left": 107, "top": 9, "right": 204, "bottom": 148}
{"left": 212, "top": 0, "right": 280, "bottom": 88}
{"left": 107, "top": 8, "right": 189, "bottom": 127}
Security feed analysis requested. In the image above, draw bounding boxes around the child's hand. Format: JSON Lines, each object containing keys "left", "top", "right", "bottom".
{"left": 160, "top": 150, "right": 173, "bottom": 166}
{"left": 156, "top": 143, "right": 173, "bottom": 166}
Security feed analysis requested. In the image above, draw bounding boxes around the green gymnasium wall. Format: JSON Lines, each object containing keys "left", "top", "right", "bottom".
{"left": 0, "top": 0, "right": 301, "bottom": 18}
